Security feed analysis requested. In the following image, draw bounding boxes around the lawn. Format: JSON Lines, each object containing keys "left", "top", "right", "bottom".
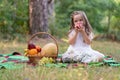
{"left": 0, "top": 39, "right": 120, "bottom": 80}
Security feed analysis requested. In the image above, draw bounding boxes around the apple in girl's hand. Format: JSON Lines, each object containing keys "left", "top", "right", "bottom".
{"left": 28, "top": 43, "right": 36, "bottom": 50}
{"left": 76, "top": 26, "right": 80, "bottom": 29}
{"left": 76, "top": 22, "right": 84, "bottom": 29}
{"left": 75, "top": 23, "right": 80, "bottom": 29}
{"left": 76, "top": 23, "right": 82, "bottom": 29}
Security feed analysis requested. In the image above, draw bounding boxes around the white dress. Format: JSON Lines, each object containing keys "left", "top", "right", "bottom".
{"left": 62, "top": 29, "right": 105, "bottom": 63}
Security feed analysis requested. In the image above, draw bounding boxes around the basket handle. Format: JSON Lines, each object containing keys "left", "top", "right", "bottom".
{"left": 28, "top": 32, "right": 59, "bottom": 55}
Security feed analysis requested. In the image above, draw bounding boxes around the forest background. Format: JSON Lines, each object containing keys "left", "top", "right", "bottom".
{"left": 0, "top": 0, "right": 120, "bottom": 41}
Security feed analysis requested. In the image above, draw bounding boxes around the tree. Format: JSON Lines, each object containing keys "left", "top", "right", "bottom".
{"left": 29, "top": 0, "right": 54, "bottom": 37}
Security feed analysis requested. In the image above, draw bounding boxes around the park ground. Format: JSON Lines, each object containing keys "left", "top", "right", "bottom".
{"left": 0, "top": 38, "right": 120, "bottom": 80}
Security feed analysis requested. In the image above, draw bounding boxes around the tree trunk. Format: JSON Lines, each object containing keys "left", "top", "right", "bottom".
{"left": 107, "top": 10, "right": 111, "bottom": 33}
{"left": 29, "top": 0, "right": 54, "bottom": 37}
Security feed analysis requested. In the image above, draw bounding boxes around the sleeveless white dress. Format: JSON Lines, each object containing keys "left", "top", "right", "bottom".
{"left": 62, "top": 29, "right": 105, "bottom": 63}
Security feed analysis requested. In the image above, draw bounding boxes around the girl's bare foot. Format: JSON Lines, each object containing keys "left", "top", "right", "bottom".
{"left": 82, "top": 63, "right": 88, "bottom": 68}
{"left": 98, "top": 57, "right": 104, "bottom": 62}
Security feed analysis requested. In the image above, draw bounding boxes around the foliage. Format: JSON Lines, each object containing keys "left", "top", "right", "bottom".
{"left": 54, "top": 0, "right": 120, "bottom": 40}
{"left": 0, "top": 0, "right": 120, "bottom": 40}
{"left": 0, "top": 0, "right": 29, "bottom": 40}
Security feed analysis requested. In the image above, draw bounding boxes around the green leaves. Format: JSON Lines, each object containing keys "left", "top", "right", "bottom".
{"left": 0, "top": 0, "right": 120, "bottom": 40}
{"left": 55, "top": 0, "right": 120, "bottom": 40}
{"left": 0, "top": 0, "right": 29, "bottom": 40}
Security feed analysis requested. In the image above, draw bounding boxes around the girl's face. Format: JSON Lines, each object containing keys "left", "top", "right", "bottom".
{"left": 73, "top": 14, "right": 85, "bottom": 28}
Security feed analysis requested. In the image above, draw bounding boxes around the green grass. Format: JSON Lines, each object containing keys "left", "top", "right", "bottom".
{"left": 0, "top": 39, "right": 120, "bottom": 80}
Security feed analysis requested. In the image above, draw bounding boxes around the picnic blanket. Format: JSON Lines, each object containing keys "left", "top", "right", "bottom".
{"left": 0, "top": 52, "right": 29, "bottom": 69}
{"left": 40, "top": 54, "right": 120, "bottom": 68}
{"left": 88, "top": 56, "right": 120, "bottom": 67}
{"left": 57, "top": 54, "right": 120, "bottom": 67}
{"left": 0, "top": 52, "right": 68, "bottom": 69}
{"left": 0, "top": 52, "right": 120, "bottom": 69}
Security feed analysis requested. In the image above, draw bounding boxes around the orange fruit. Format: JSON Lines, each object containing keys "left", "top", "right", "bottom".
{"left": 28, "top": 49, "right": 38, "bottom": 55}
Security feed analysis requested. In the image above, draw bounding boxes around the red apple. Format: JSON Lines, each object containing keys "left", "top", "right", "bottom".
{"left": 28, "top": 43, "right": 36, "bottom": 50}
{"left": 76, "top": 23, "right": 84, "bottom": 29}
{"left": 75, "top": 23, "right": 80, "bottom": 29}
{"left": 36, "top": 45, "right": 41, "bottom": 52}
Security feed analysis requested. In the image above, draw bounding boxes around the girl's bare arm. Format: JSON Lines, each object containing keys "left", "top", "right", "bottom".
{"left": 81, "top": 31, "right": 91, "bottom": 45}
{"left": 68, "top": 31, "right": 78, "bottom": 45}
{"left": 77, "top": 26, "right": 91, "bottom": 45}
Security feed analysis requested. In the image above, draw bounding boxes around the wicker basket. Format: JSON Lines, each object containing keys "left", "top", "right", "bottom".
{"left": 26, "top": 32, "right": 58, "bottom": 64}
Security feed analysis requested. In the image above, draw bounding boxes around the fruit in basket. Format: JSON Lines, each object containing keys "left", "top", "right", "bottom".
{"left": 41, "top": 43, "right": 57, "bottom": 56}
{"left": 28, "top": 49, "right": 38, "bottom": 55}
{"left": 36, "top": 45, "right": 41, "bottom": 52}
{"left": 38, "top": 57, "right": 55, "bottom": 65}
{"left": 28, "top": 43, "right": 36, "bottom": 50}
{"left": 24, "top": 49, "right": 28, "bottom": 56}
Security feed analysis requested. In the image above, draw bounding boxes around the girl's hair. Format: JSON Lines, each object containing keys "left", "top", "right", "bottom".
{"left": 69, "top": 11, "right": 93, "bottom": 36}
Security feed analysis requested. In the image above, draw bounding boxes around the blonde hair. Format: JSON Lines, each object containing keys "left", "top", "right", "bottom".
{"left": 69, "top": 11, "right": 93, "bottom": 36}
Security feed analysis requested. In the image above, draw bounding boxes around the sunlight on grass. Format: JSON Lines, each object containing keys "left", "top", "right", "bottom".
{"left": 0, "top": 40, "right": 27, "bottom": 54}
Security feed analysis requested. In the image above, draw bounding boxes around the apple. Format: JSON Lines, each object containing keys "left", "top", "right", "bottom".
{"left": 36, "top": 45, "right": 41, "bottom": 52}
{"left": 76, "top": 26, "right": 80, "bottom": 29}
{"left": 28, "top": 43, "right": 36, "bottom": 50}
{"left": 75, "top": 23, "right": 80, "bottom": 29}
{"left": 76, "top": 22, "right": 84, "bottom": 29}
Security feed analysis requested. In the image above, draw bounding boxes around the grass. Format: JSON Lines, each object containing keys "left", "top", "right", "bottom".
{"left": 0, "top": 39, "right": 120, "bottom": 80}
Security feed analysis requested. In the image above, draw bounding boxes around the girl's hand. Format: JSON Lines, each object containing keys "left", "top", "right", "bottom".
{"left": 75, "top": 27, "right": 79, "bottom": 33}
{"left": 74, "top": 22, "right": 85, "bottom": 31}
{"left": 77, "top": 25, "right": 85, "bottom": 32}
{"left": 74, "top": 23, "right": 79, "bottom": 33}
{"left": 75, "top": 24, "right": 85, "bottom": 33}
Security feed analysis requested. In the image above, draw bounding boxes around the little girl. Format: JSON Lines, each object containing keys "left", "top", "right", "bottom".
{"left": 62, "top": 11, "right": 104, "bottom": 63}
